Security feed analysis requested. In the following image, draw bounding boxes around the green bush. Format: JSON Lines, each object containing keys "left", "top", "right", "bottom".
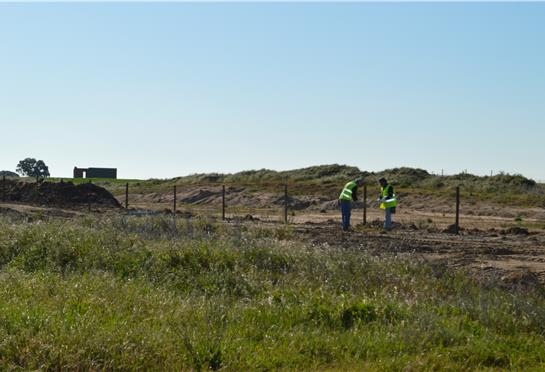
{"left": 341, "top": 302, "right": 378, "bottom": 328}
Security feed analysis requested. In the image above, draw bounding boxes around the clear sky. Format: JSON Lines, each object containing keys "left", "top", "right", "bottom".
{"left": 1, "top": 3, "right": 544, "bottom": 180}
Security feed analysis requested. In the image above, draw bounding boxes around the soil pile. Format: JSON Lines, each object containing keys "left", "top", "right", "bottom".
{"left": 2, "top": 180, "right": 121, "bottom": 209}
{"left": 442, "top": 224, "right": 460, "bottom": 234}
{"left": 501, "top": 226, "right": 530, "bottom": 236}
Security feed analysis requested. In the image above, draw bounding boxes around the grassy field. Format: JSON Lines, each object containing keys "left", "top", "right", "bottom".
{"left": 0, "top": 213, "right": 544, "bottom": 370}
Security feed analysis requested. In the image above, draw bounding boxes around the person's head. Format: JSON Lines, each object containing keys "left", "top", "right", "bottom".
{"left": 378, "top": 177, "right": 387, "bottom": 187}
{"left": 355, "top": 177, "right": 364, "bottom": 186}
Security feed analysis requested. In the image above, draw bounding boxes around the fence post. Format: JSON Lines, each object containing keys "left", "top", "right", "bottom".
{"left": 2, "top": 175, "right": 5, "bottom": 201}
{"left": 173, "top": 185, "right": 177, "bottom": 214}
{"left": 455, "top": 186, "right": 460, "bottom": 234}
{"left": 125, "top": 183, "right": 129, "bottom": 209}
{"left": 222, "top": 185, "right": 226, "bottom": 220}
{"left": 363, "top": 184, "right": 367, "bottom": 225}
{"left": 284, "top": 184, "right": 288, "bottom": 224}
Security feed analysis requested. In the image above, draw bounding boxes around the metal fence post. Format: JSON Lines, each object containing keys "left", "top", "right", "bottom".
{"left": 363, "top": 184, "right": 367, "bottom": 225}
{"left": 284, "top": 184, "right": 288, "bottom": 224}
{"left": 125, "top": 183, "right": 129, "bottom": 209}
{"left": 455, "top": 186, "right": 460, "bottom": 234}
{"left": 222, "top": 185, "right": 226, "bottom": 220}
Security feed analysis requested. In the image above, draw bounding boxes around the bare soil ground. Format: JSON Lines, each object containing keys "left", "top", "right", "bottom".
{"left": 285, "top": 221, "right": 545, "bottom": 287}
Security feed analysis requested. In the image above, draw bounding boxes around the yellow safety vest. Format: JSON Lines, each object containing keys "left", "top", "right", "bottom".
{"left": 380, "top": 185, "right": 398, "bottom": 209}
{"left": 339, "top": 181, "right": 357, "bottom": 201}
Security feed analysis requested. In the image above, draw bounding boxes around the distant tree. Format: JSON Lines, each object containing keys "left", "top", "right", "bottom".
{"left": 16, "top": 158, "right": 50, "bottom": 181}
{"left": 0, "top": 170, "right": 19, "bottom": 178}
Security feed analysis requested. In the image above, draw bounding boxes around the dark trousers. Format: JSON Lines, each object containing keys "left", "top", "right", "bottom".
{"left": 340, "top": 200, "right": 351, "bottom": 231}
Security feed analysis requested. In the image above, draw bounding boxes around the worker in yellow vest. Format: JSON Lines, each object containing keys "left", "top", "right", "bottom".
{"left": 338, "top": 177, "right": 364, "bottom": 231}
{"left": 378, "top": 177, "right": 398, "bottom": 230}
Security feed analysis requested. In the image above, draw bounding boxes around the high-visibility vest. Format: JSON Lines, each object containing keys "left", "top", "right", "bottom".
{"left": 339, "top": 181, "right": 357, "bottom": 201}
{"left": 380, "top": 185, "right": 398, "bottom": 209}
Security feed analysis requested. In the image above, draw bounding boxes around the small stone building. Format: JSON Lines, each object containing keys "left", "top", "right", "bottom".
{"left": 73, "top": 167, "right": 117, "bottom": 179}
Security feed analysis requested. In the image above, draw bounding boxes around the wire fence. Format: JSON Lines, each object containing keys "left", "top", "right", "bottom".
{"left": 116, "top": 182, "right": 295, "bottom": 224}
{"left": 1, "top": 175, "right": 543, "bottom": 233}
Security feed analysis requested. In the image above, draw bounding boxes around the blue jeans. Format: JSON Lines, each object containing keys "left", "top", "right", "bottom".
{"left": 340, "top": 200, "right": 351, "bottom": 231}
{"left": 384, "top": 208, "right": 392, "bottom": 230}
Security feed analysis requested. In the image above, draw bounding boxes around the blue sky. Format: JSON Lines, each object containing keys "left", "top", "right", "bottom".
{"left": 1, "top": 3, "right": 544, "bottom": 180}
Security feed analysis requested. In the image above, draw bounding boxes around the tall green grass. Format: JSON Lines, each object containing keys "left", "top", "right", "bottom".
{"left": 0, "top": 214, "right": 544, "bottom": 370}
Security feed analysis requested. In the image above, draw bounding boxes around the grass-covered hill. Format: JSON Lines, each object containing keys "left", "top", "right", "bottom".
{"left": 133, "top": 164, "right": 541, "bottom": 194}
{"left": 50, "top": 164, "right": 543, "bottom": 207}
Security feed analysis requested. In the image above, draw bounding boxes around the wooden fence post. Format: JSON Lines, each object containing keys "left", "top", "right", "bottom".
{"left": 455, "top": 186, "right": 460, "bottom": 234}
{"left": 222, "top": 185, "right": 226, "bottom": 220}
{"left": 284, "top": 184, "right": 288, "bottom": 224}
{"left": 363, "top": 184, "right": 367, "bottom": 225}
{"left": 173, "top": 185, "right": 177, "bottom": 213}
{"left": 125, "top": 183, "right": 129, "bottom": 209}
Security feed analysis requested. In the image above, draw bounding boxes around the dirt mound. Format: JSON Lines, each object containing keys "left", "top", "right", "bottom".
{"left": 178, "top": 187, "right": 244, "bottom": 205}
{"left": 364, "top": 219, "right": 405, "bottom": 230}
{"left": 228, "top": 214, "right": 261, "bottom": 223}
{"left": 180, "top": 189, "right": 221, "bottom": 204}
{"left": 500, "top": 270, "right": 540, "bottom": 288}
{"left": 2, "top": 180, "right": 121, "bottom": 209}
{"left": 442, "top": 224, "right": 460, "bottom": 234}
{"left": 501, "top": 227, "right": 530, "bottom": 236}
{"left": 272, "top": 195, "right": 324, "bottom": 210}
{"left": 170, "top": 186, "right": 333, "bottom": 211}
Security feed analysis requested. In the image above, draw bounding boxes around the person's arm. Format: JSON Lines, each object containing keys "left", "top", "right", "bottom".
{"left": 352, "top": 186, "right": 358, "bottom": 201}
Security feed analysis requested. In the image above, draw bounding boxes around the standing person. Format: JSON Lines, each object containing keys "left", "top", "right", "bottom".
{"left": 339, "top": 177, "right": 364, "bottom": 231}
{"left": 378, "top": 177, "right": 398, "bottom": 230}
